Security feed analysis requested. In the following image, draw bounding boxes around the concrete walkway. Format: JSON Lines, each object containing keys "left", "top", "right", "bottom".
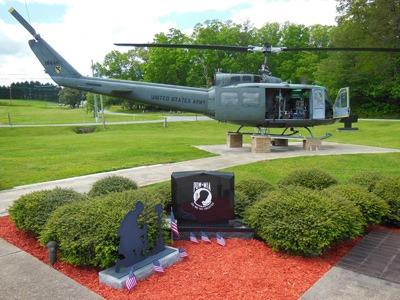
{"left": 301, "top": 266, "right": 400, "bottom": 300}
{"left": 1, "top": 141, "right": 398, "bottom": 215}
{"left": 0, "top": 238, "right": 103, "bottom": 300}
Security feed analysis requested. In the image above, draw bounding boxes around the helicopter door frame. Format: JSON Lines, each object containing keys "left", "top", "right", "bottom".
{"left": 215, "top": 87, "right": 265, "bottom": 123}
{"left": 334, "top": 87, "right": 350, "bottom": 119}
{"left": 311, "top": 88, "right": 326, "bottom": 120}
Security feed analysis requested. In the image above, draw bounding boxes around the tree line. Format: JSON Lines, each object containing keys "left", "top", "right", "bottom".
{"left": 0, "top": 81, "right": 60, "bottom": 102}
{"left": 94, "top": 0, "right": 399, "bottom": 117}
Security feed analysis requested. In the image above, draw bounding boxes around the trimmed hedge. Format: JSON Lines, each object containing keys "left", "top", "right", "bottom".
{"left": 279, "top": 168, "right": 337, "bottom": 190}
{"left": 244, "top": 186, "right": 364, "bottom": 256}
{"left": 235, "top": 179, "right": 274, "bottom": 219}
{"left": 40, "top": 189, "right": 166, "bottom": 268}
{"left": 348, "top": 172, "right": 384, "bottom": 192}
{"left": 88, "top": 176, "right": 137, "bottom": 197}
{"left": 373, "top": 176, "right": 400, "bottom": 226}
{"left": 325, "top": 184, "right": 389, "bottom": 225}
{"left": 9, "top": 188, "right": 84, "bottom": 235}
{"left": 236, "top": 179, "right": 273, "bottom": 202}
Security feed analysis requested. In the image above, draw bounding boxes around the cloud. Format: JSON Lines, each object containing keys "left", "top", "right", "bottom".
{"left": 1, "top": 0, "right": 338, "bottom": 85}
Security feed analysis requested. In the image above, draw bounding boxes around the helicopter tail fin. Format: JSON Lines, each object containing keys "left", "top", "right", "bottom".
{"left": 9, "top": 7, "right": 81, "bottom": 81}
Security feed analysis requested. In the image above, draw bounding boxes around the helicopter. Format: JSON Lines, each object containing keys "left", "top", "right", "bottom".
{"left": 9, "top": 7, "right": 400, "bottom": 138}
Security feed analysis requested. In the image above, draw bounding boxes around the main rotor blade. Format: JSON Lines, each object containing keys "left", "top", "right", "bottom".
{"left": 282, "top": 47, "right": 400, "bottom": 52}
{"left": 114, "top": 43, "right": 250, "bottom": 52}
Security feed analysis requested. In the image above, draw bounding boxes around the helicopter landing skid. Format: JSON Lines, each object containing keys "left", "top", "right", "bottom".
{"left": 233, "top": 127, "right": 332, "bottom": 141}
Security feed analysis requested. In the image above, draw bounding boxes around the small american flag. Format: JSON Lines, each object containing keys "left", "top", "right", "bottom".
{"left": 170, "top": 208, "right": 179, "bottom": 238}
{"left": 200, "top": 231, "right": 211, "bottom": 243}
{"left": 216, "top": 232, "right": 226, "bottom": 246}
{"left": 125, "top": 267, "right": 137, "bottom": 291}
{"left": 152, "top": 260, "right": 164, "bottom": 273}
{"left": 179, "top": 247, "right": 188, "bottom": 258}
{"left": 189, "top": 232, "right": 199, "bottom": 243}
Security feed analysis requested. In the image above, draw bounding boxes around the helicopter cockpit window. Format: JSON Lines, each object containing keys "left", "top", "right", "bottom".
{"left": 242, "top": 92, "right": 260, "bottom": 106}
{"left": 230, "top": 76, "right": 241, "bottom": 85}
{"left": 242, "top": 76, "right": 252, "bottom": 82}
{"left": 221, "top": 92, "right": 239, "bottom": 105}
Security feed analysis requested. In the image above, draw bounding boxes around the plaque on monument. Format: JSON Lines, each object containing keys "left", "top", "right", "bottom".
{"left": 171, "top": 171, "right": 234, "bottom": 224}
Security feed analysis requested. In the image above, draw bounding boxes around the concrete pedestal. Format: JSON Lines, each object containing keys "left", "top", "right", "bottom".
{"left": 303, "top": 138, "right": 322, "bottom": 151}
{"left": 227, "top": 132, "right": 243, "bottom": 148}
{"left": 251, "top": 135, "right": 271, "bottom": 153}
{"left": 99, "top": 246, "right": 180, "bottom": 289}
{"left": 272, "top": 139, "right": 289, "bottom": 147}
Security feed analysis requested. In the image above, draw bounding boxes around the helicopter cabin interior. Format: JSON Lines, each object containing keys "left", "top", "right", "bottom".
{"left": 215, "top": 84, "right": 333, "bottom": 124}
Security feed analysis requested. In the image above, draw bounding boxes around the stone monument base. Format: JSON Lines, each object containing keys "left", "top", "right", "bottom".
{"left": 251, "top": 135, "right": 271, "bottom": 153}
{"left": 227, "top": 132, "right": 243, "bottom": 148}
{"left": 303, "top": 138, "right": 322, "bottom": 151}
{"left": 272, "top": 138, "right": 289, "bottom": 146}
{"left": 176, "top": 219, "right": 254, "bottom": 240}
{"left": 99, "top": 246, "right": 180, "bottom": 289}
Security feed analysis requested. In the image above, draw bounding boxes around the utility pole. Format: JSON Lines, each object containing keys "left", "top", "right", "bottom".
{"left": 100, "top": 94, "right": 105, "bottom": 129}
{"left": 91, "top": 60, "right": 98, "bottom": 123}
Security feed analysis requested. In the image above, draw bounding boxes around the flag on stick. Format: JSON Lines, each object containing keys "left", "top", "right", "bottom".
{"left": 179, "top": 247, "right": 188, "bottom": 258}
{"left": 170, "top": 208, "right": 179, "bottom": 238}
{"left": 189, "top": 232, "right": 199, "bottom": 243}
{"left": 125, "top": 267, "right": 137, "bottom": 291}
{"left": 200, "top": 231, "right": 211, "bottom": 243}
{"left": 152, "top": 260, "right": 164, "bottom": 273}
{"left": 216, "top": 232, "right": 226, "bottom": 246}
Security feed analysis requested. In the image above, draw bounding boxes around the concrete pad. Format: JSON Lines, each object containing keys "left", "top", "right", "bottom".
{"left": 0, "top": 238, "right": 103, "bottom": 300}
{"left": 301, "top": 266, "right": 400, "bottom": 300}
{"left": 0, "top": 141, "right": 398, "bottom": 215}
{"left": 0, "top": 238, "right": 21, "bottom": 257}
{"left": 99, "top": 246, "right": 180, "bottom": 289}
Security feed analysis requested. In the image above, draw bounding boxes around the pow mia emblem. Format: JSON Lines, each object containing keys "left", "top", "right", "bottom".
{"left": 191, "top": 182, "right": 214, "bottom": 210}
{"left": 55, "top": 65, "right": 62, "bottom": 74}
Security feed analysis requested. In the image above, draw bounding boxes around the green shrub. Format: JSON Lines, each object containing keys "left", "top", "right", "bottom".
{"left": 150, "top": 182, "right": 172, "bottom": 210}
{"left": 325, "top": 184, "right": 389, "bottom": 225}
{"left": 9, "top": 188, "right": 84, "bottom": 235}
{"left": 234, "top": 190, "right": 248, "bottom": 218}
{"left": 348, "top": 172, "right": 384, "bottom": 192}
{"left": 40, "top": 189, "right": 166, "bottom": 268}
{"left": 244, "top": 186, "right": 364, "bottom": 256}
{"left": 88, "top": 176, "right": 137, "bottom": 197}
{"left": 9, "top": 190, "right": 52, "bottom": 231}
{"left": 236, "top": 179, "right": 273, "bottom": 202}
{"left": 373, "top": 176, "right": 400, "bottom": 226}
{"left": 279, "top": 168, "right": 337, "bottom": 190}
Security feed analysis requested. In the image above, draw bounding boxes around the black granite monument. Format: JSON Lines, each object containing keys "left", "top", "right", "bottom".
{"left": 171, "top": 171, "right": 253, "bottom": 237}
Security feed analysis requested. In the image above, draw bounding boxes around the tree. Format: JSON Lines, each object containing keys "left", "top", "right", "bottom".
{"left": 58, "top": 88, "right": 84, "bottom": 108}
{"left": 315, "top": 0, "right": 400, "bottom": 115}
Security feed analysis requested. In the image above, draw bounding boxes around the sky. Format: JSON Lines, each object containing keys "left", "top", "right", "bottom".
{"left": 0, "top": 0, "right": 338, "bottom": 85}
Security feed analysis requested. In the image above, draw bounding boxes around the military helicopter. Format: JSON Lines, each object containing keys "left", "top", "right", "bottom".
{"left": 9, "top": 7, "right": 400, "bottom": 137}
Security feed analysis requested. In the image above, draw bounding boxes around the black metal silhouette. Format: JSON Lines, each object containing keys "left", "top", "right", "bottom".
{"left": 115, "top": 201, "right": 165, "bottom": 273}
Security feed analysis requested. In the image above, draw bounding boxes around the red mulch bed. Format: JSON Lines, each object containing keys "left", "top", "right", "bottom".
{"left": 1, "top": 215, "right": 378, "bottom": 300}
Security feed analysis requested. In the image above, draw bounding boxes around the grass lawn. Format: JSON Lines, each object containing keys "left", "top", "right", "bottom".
{"left": 0, "top": 99, "right": 171, "bottom": 124}
{"left": 224, "top": 153, "right": 400, "bottom": 184}
{"left": 0, "top": 121, "right": 237, "bottom": 188}
{"left": 0, "top": 107, "right": 399, "bottom": 189}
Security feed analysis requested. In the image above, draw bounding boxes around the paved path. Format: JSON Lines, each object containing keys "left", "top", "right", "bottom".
{"left": 301, "top": 266, "right": 400, "bottom": 300}
{"left": 0, "top": 115, "right": 211, "bottom": 128}
{"left": 301, "top": 229, "right": 400, "bottom": 300}
{"left": 0, "top": 238, "right": 103, "bottom": 300}
{"left": 1, "top": 141, "right": 398, "bottom": 215}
